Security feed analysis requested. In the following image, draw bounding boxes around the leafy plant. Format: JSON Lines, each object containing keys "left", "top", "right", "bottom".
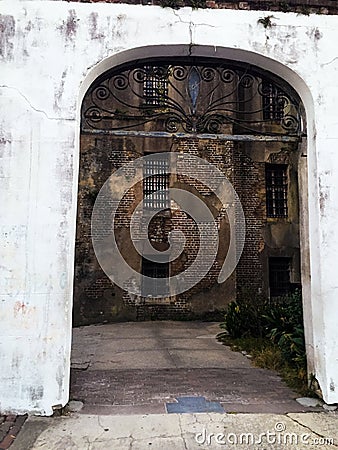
{"left": 265, "top": 290, "right": 305, "bottom": 367}
{"left": 257, "top": 15, "right": 275, "bottom": 29}
{"left": 223, "top": 288, "right": 271, "bottom": 338}
{"left": 222, "top": 288, "right": 306, "bottom": 376}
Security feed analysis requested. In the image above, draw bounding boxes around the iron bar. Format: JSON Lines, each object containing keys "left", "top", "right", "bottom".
{"left": 82, "top": 128, "right": 301, "bottom": 142}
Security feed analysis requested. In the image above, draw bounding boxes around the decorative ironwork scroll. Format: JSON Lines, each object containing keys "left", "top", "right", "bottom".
{"left": 82, "top": 59, "right": 303, "bottom": 136}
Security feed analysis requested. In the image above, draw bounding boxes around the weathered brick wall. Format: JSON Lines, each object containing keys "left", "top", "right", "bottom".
{"left": 67, "top": 0, "right": 338, "bottom": 15}
{"left": 74, "top": 135, "right": 237, "bottom": 324}
{"left": 73, "top": 135, "right": 140, "bottom": 325}
{"left": 74, "top": 133, "right": 300, "bottom": 324}
{"left": 233, "top": 142, "right": 265, "bottom": 293}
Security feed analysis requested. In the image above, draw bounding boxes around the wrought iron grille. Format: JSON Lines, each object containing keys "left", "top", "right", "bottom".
{"left": 262, "top": 81, "right": 285, "bottom": 121}
{"left": 143, "top": 156, "right": 170, "bottom": 210}
{"left": 82, "top": 59, "right": 303, "bottom": 137}
{"left": 143, "top": 65, "right": 168, "bottom": 106}
{"left": 265, "top": 164, "right": 288, "bottom": 218}
{"left": 269, "top": 257, "right": 291, "bottom": 297}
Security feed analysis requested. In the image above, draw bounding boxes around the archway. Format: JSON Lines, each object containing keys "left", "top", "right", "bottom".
{"left": 71, "top": 45, "right": 314, "bottom": 404}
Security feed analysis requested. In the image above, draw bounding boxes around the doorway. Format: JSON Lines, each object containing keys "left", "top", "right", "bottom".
{"left": 71, "top": 51, "right": 309, "bottom": 411}
{"left": 73, "top": 56, "right": 306, "bottom": 325}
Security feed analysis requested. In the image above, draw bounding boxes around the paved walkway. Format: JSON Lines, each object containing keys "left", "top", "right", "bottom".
{"left": 70, "top": 321, "right": 313, "bottom": 414}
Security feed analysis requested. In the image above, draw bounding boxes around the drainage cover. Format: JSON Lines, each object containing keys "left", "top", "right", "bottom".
{"left": 166, "top": 396, "right": 224, "bottom": 413}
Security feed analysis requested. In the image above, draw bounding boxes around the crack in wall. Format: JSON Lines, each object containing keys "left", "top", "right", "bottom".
{"left": 321, "top": 56, "right": 338, "bottom": 67}
{"left": 172, "top": 10, "right": 217, "bottom": 51}
{"left": 0, "top": 85, "right": 75, "bottom": 122}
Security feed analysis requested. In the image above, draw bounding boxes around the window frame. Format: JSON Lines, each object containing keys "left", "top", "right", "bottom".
{"left": 269, "top": 257, "right": 291, "bottom": 297}
{"left": 141, "top": 256, "right": 170, "bottom": 297}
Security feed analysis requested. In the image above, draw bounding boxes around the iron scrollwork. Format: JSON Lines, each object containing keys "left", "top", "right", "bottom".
{"left": 82, "top": 61, "right": 302, "bottom": 136}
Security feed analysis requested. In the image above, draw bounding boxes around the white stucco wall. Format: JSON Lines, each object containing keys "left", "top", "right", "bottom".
{"left": 0, "top": 0, "right": 337, "bottom": 414}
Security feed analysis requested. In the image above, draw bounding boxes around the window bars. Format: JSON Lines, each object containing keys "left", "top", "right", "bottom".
{"left": 143, "top": 66, "right": 168, "bottom": 107}
{"left": 265, "top": 164, "right": 288, "bottom": 218}
{"left": 143, "top": 155, "right": 170, "bottom": 210}
{"left": 262, "top": 81, "right": 285, "bottom": 121}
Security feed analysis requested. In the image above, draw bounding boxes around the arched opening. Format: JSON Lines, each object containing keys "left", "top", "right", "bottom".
{"left": 71, "top": 45, "right": 313, "bottom": 408}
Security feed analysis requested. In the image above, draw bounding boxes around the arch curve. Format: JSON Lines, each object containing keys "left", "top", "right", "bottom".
{"left": 78, "top": 45, "right": 315, "bottom": 137}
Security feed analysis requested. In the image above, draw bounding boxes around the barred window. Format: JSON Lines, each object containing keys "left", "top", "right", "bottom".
{"left": 143, "top": 155, "right": 170, "bottom": 210}
{"left": 262, "top": 81, "right": 285, "bottom": 121}
{"left": 266, "top": 164, "right": 288, "bottom": 218}
{"left": 141, "top": 257, "right": 169, "bottom": 297}
{"left": 269, "top": 257, "right": 291, "bottom": 297}
{"left": 143, "top": 66, "right": 168, "bottom": 106}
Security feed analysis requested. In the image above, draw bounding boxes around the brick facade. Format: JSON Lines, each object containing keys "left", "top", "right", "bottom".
{"left": 74, "top": 134, "right": 300, "bottom": 324}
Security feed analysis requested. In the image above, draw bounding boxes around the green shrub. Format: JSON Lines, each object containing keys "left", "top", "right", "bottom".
{"left": 266, "top": 290, "right": 306, "bottom": 368}
{"left": 223, "top": 288, "right": 306, "bottom": 370}
{"left": 222, "top": 288, "right": 271, "bottom": 338}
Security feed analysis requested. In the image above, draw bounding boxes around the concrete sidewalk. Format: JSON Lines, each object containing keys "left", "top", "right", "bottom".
{"left": 11, "top": 411, "right": 338, "bottom": 449}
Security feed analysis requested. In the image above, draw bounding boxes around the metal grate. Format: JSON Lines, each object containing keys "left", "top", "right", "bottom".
{"left": 269, "top": 257, "right": 291, "bottom": 297}
{"left": 82, "top": 61, "right": 302, "bottom": 136}
{"left": 262, "top": 81, "right": 285, "bottom": 121}
{"left": 143, "top": 66, "right": 168, "bottom": 106}
{"left": 143, "top": 156, "right": 170, "bottom": 210}
{"left": 265, "top": 164, "right": 288, "bottom": 218}
{"left": 141, "top": 257, "right": 169, "bottom": 297}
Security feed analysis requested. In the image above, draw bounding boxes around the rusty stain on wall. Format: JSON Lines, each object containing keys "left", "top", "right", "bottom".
{"left": 89, "top": 12, "right": 105, "bottom": 41}
{"left": 54, "top": 69, "right": 68, "bottom": 112}
{"left": 0, "top": 15, "right": 15, "bottom": 60}
{"left": 319, "top": 173, "right": 331, "bottom": 216}
{"left": 29, "top": 385, "right": 44, "bottom": 402}
{"left": 57, "top": 10, "right": 78, "bottom": 42}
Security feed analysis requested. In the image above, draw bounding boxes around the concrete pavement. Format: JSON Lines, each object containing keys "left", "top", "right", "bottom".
{"left": 12, "top": 411, "right": 338, "bottom": 449}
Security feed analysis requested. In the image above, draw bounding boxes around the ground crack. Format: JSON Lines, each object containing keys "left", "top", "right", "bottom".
{"left": 286, "top": 414, "right": 338, "bottom": 448}
{"left": 178, "top": 415, "right": 189, "bottom": 449}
